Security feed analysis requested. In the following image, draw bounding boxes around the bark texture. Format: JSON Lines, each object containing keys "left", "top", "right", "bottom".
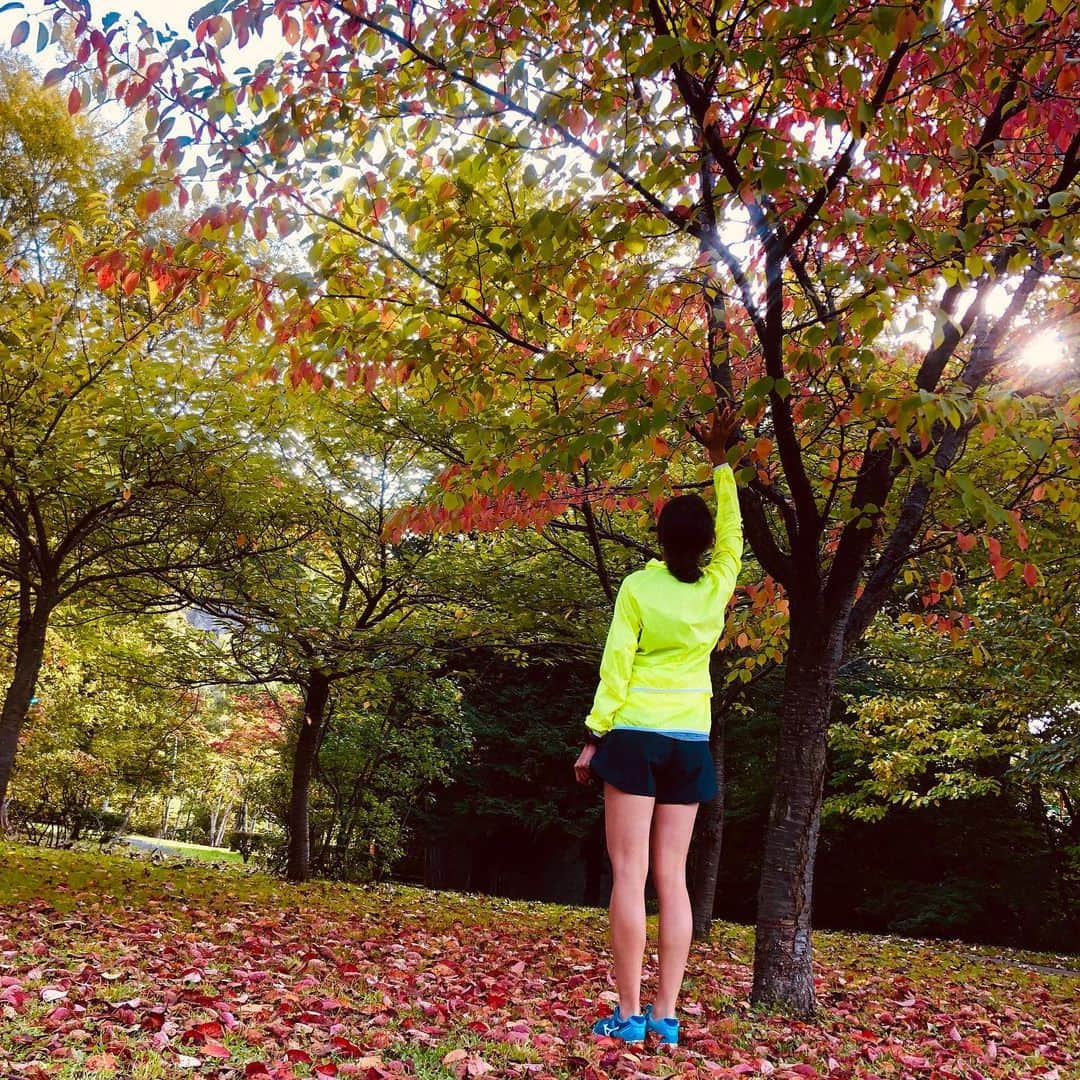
{"left": 285, "top": 670, "right": 331, "bottom": 882}
{"left": 750, "top": 616, "right": 844, "bottom": 1012}
{"left": 0, "top": 598, "right": 53, "bottom": 820}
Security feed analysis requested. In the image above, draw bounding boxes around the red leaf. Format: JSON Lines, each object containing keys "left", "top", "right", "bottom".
{"left": 124, "top": 78, "right": 153, "bottom": 108}
{"left": 897, "top": 1053, "right": 930, "bottom": 1068}
{"left": 140, "top": 1010, "right": 165, "bottom": 1031}
{"left": 252, "top": 205, "right": 268, "bottom": 241}
{"left": 1023, "top": 562, "right": 1038, "bottom": 587}
{"left": 122, "top": 270, "right": 140, "bottom": 295}
{"left": 332, "top": 1036, "right": 364, "bottom": 1057}
{"left": 67, "top": 86, "right": 81, "bottom": 114}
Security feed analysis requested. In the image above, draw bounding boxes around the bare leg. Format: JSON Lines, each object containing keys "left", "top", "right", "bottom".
{"left": 603, "top": 782, "right": 655, "bottom": 1018}
{"left": 650, "top": 801, "right": 699, "bottom": 1018}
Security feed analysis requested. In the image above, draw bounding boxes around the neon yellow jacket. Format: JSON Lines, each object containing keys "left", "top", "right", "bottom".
{"left": 584, "top": 464, "right": 742, "bottom": 741}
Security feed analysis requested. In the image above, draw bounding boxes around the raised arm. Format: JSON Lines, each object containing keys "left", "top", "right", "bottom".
{"left": 691, "top": 402, "right": 744, "bottom": 600}
{"left": 584, "top": 578, "right": 641, "bottom": 740}
{"left": 704, "top": 462, "right": 742, "bottom": 598}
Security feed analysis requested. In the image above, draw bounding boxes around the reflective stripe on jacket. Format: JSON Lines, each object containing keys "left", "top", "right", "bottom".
{"left": 584, "top": 464, "right": 742, "bottom": 741}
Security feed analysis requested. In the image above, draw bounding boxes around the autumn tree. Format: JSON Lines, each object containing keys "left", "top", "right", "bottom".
{"left": 195, "top": 690, "right": 287, "bottom": 848}
{"left": 28, "top": 0, "right": 1080, "bottom": 1012}
{"left": 8, "top": 611, "right": 208, "bottom": 842}
{"left": 303, "top": 670, "right": 471, "bottom": 881}
{"left": 0, "top": 51, "right": 281, "bottom": 815}
{"left": 148, "top": 393, "right": 480, "bottom": 882}
{"left": 827, "top": 503, "right": 1079, "bottom": 938}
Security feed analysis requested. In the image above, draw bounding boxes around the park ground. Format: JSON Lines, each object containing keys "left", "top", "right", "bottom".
{"left": 0, "top": 844, "right": 1076, "bottom": 1079}
{"left": 119, "top": 836, "right": 244, "bottom": 866}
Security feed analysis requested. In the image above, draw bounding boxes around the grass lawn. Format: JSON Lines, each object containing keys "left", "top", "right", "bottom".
{"left": 0, "top": 843, "right": 1076, "bottom": 1079}
{"left": 121, "top": 835, "right": 245, "bottom": 865}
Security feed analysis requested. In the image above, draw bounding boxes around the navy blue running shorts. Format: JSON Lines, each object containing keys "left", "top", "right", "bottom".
{"left": 590, "top": 729, "right": 717, "bottom": 804}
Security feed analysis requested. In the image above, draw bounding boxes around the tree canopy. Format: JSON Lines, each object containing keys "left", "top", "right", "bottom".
{"left": 7, "top": 0, "right": 1080, "bottom": 1013}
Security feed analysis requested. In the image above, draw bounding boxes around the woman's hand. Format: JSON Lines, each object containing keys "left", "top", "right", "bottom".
{"left": 574, "top": 743, "right": 597, "bottom": 784}
{"left": 690, "top": 402, "right": 742, "bottom": 466}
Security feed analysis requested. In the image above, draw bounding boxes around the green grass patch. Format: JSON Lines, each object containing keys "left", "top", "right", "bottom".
{"left": 121, "top": 834, "right": 245, "bottom": 864}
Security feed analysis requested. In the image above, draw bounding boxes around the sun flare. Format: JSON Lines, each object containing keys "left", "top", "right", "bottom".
{"left": 1018, "top": 330, "right": 1068, "bottom": 369}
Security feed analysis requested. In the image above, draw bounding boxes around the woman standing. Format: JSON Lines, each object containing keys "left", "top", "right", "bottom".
{"left": 574, "top": 405, "right": 743, "bottom": 1046}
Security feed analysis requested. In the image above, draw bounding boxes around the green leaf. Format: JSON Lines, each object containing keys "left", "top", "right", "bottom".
{"left": 840, "top": 65, "right": 862, "bottom": 95}
{"left": 637, "top": 34, "right": 682, "bottom": 76}
{"left": 761, "top": 162, "right": 786, "bottom": 193}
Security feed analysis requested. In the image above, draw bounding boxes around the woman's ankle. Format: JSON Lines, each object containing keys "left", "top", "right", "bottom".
{"left": 650, "top": 1001, "right": 677, "bottom": 1020}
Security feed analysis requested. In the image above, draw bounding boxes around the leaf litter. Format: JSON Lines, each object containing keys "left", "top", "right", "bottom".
{"left": 0, "top": 845, "right": 1076, "bottom": 1078}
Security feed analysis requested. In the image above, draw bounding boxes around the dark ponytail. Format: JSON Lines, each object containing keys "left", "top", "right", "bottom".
{"left": 656, "top": 493, "right": 714, "bottom": 583}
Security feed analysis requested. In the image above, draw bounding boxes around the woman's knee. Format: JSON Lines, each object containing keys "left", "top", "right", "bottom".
{"left": 609, "top": 851, "right": 649, "bottom": 888}
{"left": 651, "top": 862, "right": 689, "bottom": 900}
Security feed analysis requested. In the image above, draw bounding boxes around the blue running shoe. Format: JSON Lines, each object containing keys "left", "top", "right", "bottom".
{"left": 591, "top": 1005, "right": 646, "bottom": 1042}
{"left": 644, "top": 1004, "right": 679, "bottom": 1045}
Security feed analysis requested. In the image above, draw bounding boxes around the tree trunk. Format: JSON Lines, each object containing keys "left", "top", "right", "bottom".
{"left": 160, "top": 735, "right": 179, "bottom": 839}
{"left": 0, "top": 599, "right": 53, "bottom": 822}
{"left": 689, "top": 704, "right": 727, "bottom": 939}
{"left": 751, "top": 616, "right": 844, "bottom": 1015}
{"left": 285, "top": 670, "right": 331, "bottom": 882}
{"left": 209, "top": 795, "right": 232, "bottom": 847}
{"left": 213, "top": 807, "right": 231, "bottom": 848}
{"left": 119, "top": 796, "right": 136, "bottom": 836}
